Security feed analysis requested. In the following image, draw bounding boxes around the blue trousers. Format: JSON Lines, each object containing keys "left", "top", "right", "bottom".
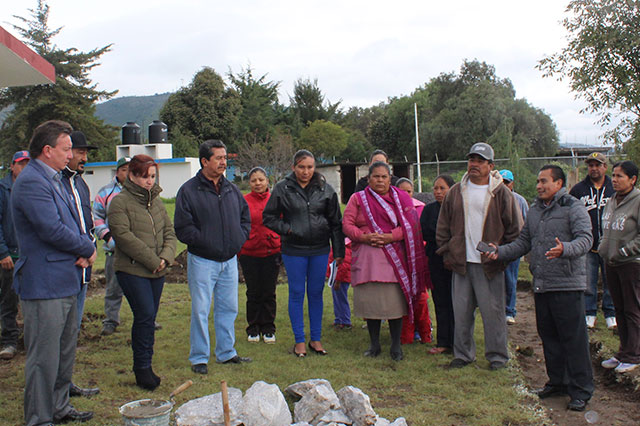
{"left": 116, "top": 272, "right": 164, "bottom": 369}
{"left": 505, "top": 258, "right": 520, "bottom": 317}
{"left": 332, "top": 282, "right": 351, "bottom": 326}
{"left": 188, "top": 253, "right": 239, "bottom": 364}
{"left": 76, "top": 283, "right": 88, "bottom": 330}
{"left": 585, "top": 251, "right": 615, "bottom": 318}
{"left": 282, "top": 253, "right": 329, "bottom": 343}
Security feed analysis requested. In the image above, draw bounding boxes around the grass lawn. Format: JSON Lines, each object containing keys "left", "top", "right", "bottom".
{"left": 0, "top": 278, "right": 541, "bottom": 425}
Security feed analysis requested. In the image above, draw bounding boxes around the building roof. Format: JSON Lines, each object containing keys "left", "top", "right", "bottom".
{"left": 0, "top": 25, "right": 55, "bottom": 88}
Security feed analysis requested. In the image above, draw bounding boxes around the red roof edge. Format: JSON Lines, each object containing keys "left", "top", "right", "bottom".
{"left": 0, "top": 25, "right": 55, "bottom": 83}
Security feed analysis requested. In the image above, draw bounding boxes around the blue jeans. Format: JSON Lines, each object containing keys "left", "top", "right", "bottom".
{"left": 116, "top": 272, "right": 164, "bottom": 369}
{"left": 332, "top": 282, "right": 351, "bottom": 326}
{"left": 505, "top": 258, "right": 520, "bottom": 317}
{"left": 282, "top": 253, "right": 329, "bottom": 343}
{"left": 585, "top": 251, "right": 615, "bottom": 318}
{"left": 76, "top": 283, "right": 88, "bottom": 330}
{"left": 188, "top": 253, "right": 239, "bottom": 364}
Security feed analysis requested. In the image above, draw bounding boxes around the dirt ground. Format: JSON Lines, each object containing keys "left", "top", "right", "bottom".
{"left": 509, "top": 287, "right": 640, "bottom": 426}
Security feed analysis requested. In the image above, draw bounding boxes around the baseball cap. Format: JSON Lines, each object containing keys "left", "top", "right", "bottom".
{"left": 70, "top": 131, "right": 98, "bottom": 150}
{"left": 499, "top": 169, "right": 514, "bottom": 182}
{"left": 12, "top": 150, "right": 30, "bottom": 163}
{"left": 585, "top": 152, "right": 606, "bottom": 164}
{"left": 467, "top": 143, "right": 494, "bottom": 161}
{"left": 116, "top": 157, "right": 131, "bottom": 169}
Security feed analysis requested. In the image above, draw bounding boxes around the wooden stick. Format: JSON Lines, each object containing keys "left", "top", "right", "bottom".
{"left": 221, "top": 380, "right": 230, "bottom": 426}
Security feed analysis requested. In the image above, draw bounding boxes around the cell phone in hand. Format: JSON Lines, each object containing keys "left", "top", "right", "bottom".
{"left": 476, "top": 241, "right": 496, "bottom": 254}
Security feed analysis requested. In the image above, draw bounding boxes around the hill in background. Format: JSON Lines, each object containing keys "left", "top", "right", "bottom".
{"left": 95, "top": 93, "right": 171, "bottom": 140}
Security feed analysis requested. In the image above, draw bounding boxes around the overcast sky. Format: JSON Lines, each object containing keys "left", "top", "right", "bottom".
{"left": 1, "top": 0, "right": 613, "bottom": 146}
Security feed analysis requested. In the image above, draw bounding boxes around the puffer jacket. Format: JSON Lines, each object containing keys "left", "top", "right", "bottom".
{"left": 0, "top": 174, "right": 18, "bottom": 260}
{"left": 498, "top": 188, "right": 592, "bottom": 293}
{"left": 108, "top": 178, "right": 177, "bottom": 278}
{"left": 263, "top": 172, "right": 345, "bottom": 258}
{"left": 599, "top": 188, "right": 640, "bottom": 266}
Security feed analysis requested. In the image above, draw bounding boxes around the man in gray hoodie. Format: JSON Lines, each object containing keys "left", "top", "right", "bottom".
{"left": 485, "top": 164, "right": 594, "bottom": 412}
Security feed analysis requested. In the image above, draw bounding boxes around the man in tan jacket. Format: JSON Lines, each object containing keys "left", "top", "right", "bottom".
{"left": 436, "top": 142, "right": 521, "bottom": 370}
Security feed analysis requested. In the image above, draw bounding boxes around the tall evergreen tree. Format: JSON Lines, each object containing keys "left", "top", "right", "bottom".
{"left": 0, "top": 0, "right": 118, "bottom": 163}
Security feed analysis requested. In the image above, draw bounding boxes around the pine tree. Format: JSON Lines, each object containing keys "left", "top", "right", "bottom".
{"left": 0, "top": 0, "right": 118, "bottom": 163}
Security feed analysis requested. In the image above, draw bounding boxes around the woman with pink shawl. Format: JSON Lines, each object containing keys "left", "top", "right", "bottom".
{"left": 342, "top": 162, "right": 428, "bottom": 361}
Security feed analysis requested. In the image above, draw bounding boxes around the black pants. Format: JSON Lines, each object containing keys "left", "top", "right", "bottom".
{"left": 239, "top": 254, "right": 280, "bottom": 336}
{"left": 535, "top": 291, "right": 594, "bottom": 400}
{"left": 605, "top": 263, "right": 640, "bottom": 364}
{"left": 0, "top": 267, "right": 19, "bottom": 347}
{"left": 429, "top": 259, "right": 454, "bottom": 349}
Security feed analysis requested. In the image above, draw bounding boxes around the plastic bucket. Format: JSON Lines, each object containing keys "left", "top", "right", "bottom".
{"left": 119, "top": 399, "right": 172, "bottom": 426}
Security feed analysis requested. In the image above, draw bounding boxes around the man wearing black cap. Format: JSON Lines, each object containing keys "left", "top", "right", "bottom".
{"left": 0, "top": 151, "right": 30, "bottom": 360}
{"left": 436, "top": 142, "right": 521, "bottom": 370}
{"left": 569, "top": 152, "right": 616, "bottom": 330}
{"left": 63, "top": 130, "right": 100, "bottom": 398}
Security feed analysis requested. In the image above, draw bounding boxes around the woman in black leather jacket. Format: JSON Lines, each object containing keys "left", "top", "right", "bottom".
{"left": 263, "top": 150, "right": 345, "bottom": 357}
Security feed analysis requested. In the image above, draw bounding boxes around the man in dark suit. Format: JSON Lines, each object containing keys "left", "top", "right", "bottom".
{"left": 11, "top": 120, "right": 96, "bottom": 425}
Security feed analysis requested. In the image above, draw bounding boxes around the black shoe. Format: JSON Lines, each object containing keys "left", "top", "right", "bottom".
{"left": 364, "top": 347, "right": 381, "bottom": 357}
{"left": 567, "top": 398, "right": 587, "bottom": 411}
{"left": 69, "top": 383, "right": 100, "bottom": 397}
{"left": 390, "top": 350, "right": 403, "bottom": 361}
{"left": 489, "top": 361, "right": 506, "bottom": 371}
{"left": 449, "top": 358, "right": 470, "bottom": 369}
{"left": 217, "top": 355, "right": 252, "bottom": 364}
{"left": 150, "top": 367, "right": 161, "bottom": 386}
{"left": 535, "top": 384, "right": 568, "bottom": 399}
{"left": 101, "top": 323, "right": 116, "bottom": 336}
{"left": 191, "top": 363, "right": 208, "bottom": 374}
{"left": 133, "top": 368, "right": 159, "bottom": 390}
{"left": 53, "top": 408, "right": 94, "bottom": 423}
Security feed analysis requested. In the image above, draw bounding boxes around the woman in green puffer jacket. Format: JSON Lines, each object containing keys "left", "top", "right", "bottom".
{"left": 108, "top": 154, "right": 176, "bottom": 390}
{"left": 599, "top": 160, "right": 640, "bottom": 374}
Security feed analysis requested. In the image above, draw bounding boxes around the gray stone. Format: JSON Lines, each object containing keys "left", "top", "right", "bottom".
{"left": 294, "top": 384, "right": 341, "bottom": 425}
{"left": 317, "top": 423, "right": 347, "bottom": 426}
{"left": 285, "top": 379, "right": 333, "bottom": 399}
{"left": 291, "top": 423, "right": 313, "bottom": 426}
{"left": 336, "top": 386, "right": 377, "bottom": 426}
{"left": 241, "top": 381, "right": 291, "bottom": 426}
{"left": 318, "top": 409, "right": 352, "bottom": 424}
{"left": 374, "top": 418, "right": 390, "bottom": 426}
{"left": 175, "top": 388, "right": 243, "bottom": 426}
{"left": 389, "top": 418, "right": 407, "bottom": 426}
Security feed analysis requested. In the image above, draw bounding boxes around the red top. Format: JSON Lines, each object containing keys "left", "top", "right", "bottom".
{"left": 240, "top": 190, "right": 281, "bottom": 257}
{"left": 327, "top": 239, "right": 352, "bottom": 283}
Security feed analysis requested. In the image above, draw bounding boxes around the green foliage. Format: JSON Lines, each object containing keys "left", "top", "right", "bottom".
{"left": 297, "top": 120, "right": 349, "bottom": 160}
{"left": 369, "top": 60, "right": 559, "bottom": 162}
{"left": 159, "top": 67, "right": 241, "bottom": 155}
{"left": 95, "top": 93, "right": 171, "bottom": 135}
{"left": 0, "top": 0, "right": 118, "bottom": 163}
{"left": 538, "top": 0, "right": 640, "bottom": 145}
{"left": 228, "top": 65, "right": 280, "bottom": 144}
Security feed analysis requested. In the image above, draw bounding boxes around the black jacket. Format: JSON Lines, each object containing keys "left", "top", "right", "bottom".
{"left": 569, "top": 175, "right": 614, "bottom": 251}
{"left": 263, "top": 172, "right": 345, "bottom": 258}
{"left": 62, "top": 168, "right": 94, "bottom": 282}
{"left": 0, "top": 175, "right": 18, "bottom": 260}
{"left": 174, "top": 171, "right": 250, "bottom": 262}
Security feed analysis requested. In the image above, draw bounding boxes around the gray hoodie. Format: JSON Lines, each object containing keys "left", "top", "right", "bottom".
{"left": 497, "top": 188, "right": 592, "bottom": 293}
{"left": 598, "top": 187, "right": 640, "bottom": 266}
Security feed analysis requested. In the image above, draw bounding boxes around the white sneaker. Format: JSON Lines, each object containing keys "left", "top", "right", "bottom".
{"left": 0, "top": 345, "right": 17, "bottom": 360}
{"left": 614, "top": 362, "right": 638, "bottom": 373}
{"left": 247, "top": 335, "right": 260, "bottom": 343}
{"left": 601, "top": 357, "right": 620, "bottom": 369}
{"left": 506, "top": 316, "right": 516, "bottom": 325}
{"left": 605, "top": 317, "right": 617, "bottom": 330}
{"left": 262, "top": 333, "right": 276, "bottom": 344}
{"left": 585, "top": 315, "right": 596, "bottom": 329}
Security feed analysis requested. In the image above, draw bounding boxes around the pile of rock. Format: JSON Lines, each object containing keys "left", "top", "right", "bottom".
{"left": 175, "top": 378, "right": 407, "bottom": 426}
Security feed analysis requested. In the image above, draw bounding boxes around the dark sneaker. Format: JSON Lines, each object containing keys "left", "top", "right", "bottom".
{"left": 101, "top": 324, "right": 116, "bottom": 336}
{"left": 0, "top": 345, "right": 17, "bottom": 360}
{"left": 449, "top": 358, "right": 470, "bottom": 369}
{"left": 489, "top": 361, "right": 506, "bottom": 371}
{"left": 217, "top": 355, "right": 252, "bottom": 364}
{"left": 567, "top": 398, "right": 587, "bottom": 411}
{"left": 535, "top": 384, "right": 568, "bottom": 399}
{"left": 191, "top": 363, "right": 208, "bottom": 374}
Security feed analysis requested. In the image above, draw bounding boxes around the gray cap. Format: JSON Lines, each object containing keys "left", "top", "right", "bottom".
{"left": 467, "top": 142, "right": 494, "bottom": 161}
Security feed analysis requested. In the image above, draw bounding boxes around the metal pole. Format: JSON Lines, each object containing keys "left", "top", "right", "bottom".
{"left": 414, "top": 103, "right": 422, "bottom": 192}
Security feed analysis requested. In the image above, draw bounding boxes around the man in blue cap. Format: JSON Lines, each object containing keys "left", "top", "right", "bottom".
{"left": 499, "top": 169, "right": 529, "bottom": 325}
{"left": 0, "top": 150, "right": 30, "bottom": 360}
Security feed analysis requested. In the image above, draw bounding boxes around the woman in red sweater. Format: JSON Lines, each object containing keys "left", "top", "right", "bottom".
{"left": 239, "top": 167, "right": 281, "bottom": 343}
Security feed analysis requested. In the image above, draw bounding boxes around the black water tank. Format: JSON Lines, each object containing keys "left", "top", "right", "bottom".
{"left": 149, "top": 120, "right": 168, "bottom": 143}
{"left": 122, "top": 122, "right": 141, "bottom": 144}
